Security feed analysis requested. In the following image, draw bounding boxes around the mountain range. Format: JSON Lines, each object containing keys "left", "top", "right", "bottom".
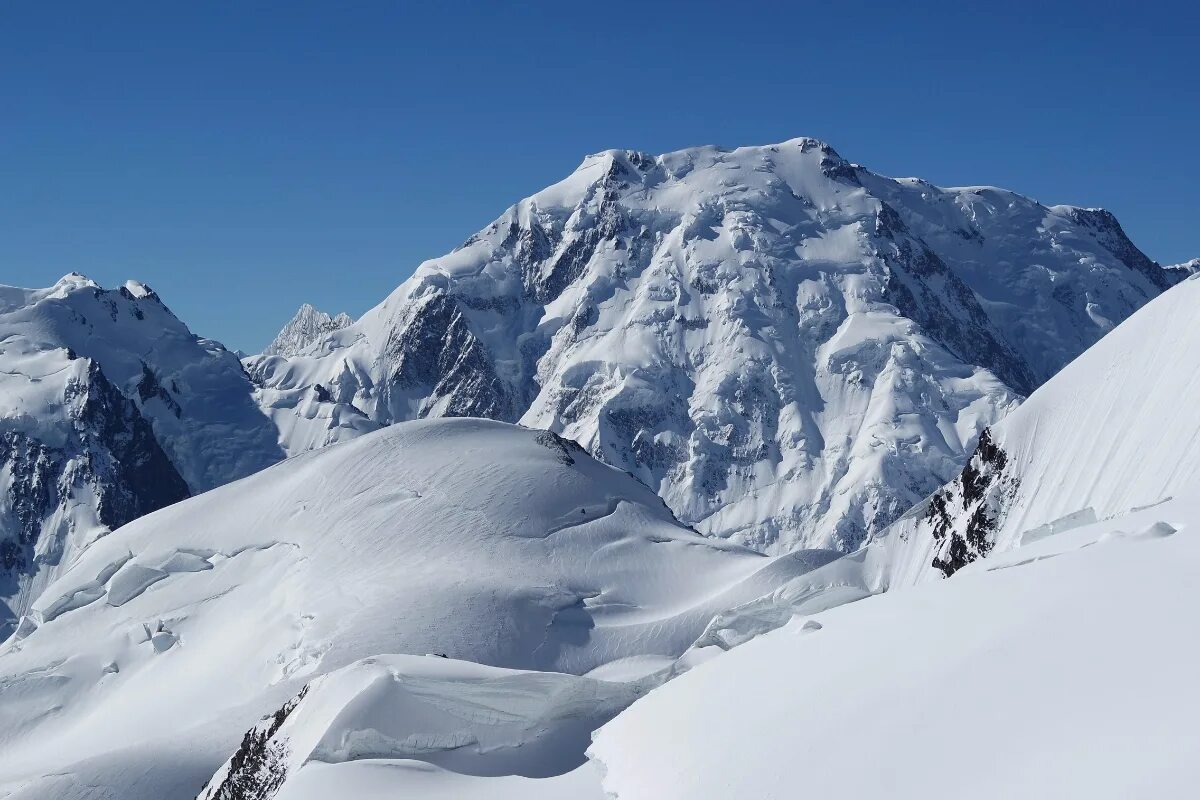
{"left": 0, "top": 138, "right": 1195, "bottom": 799}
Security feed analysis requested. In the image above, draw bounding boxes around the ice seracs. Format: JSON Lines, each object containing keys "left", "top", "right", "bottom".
{"left": 248, "top": 137, "right": 1183, "bottom": 554}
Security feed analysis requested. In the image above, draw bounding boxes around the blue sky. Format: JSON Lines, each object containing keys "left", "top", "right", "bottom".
{"left": 2, "top": 1, "right": 1196, "bottom": 351}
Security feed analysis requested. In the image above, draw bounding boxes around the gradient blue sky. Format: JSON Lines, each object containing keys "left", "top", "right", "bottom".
{"left": 3, "top": 1, "right": 1196, "bottom": 351}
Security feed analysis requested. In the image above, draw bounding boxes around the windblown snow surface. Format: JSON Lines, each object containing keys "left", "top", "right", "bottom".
{"left": 248, "top": 137, "right": 1180, "bottom": 554}
{"left": 0, "top": 418, "right": 835, "bottom": 799}
{"left": 588, "top": 273, "right": 1200, "bottom": 800}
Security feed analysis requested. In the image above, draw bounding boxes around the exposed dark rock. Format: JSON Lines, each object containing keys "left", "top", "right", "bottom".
{"left": 136, "top": 362, "right": 183, "bottom": 418}
{"left": 884, "top": 238, "right": 1037, "bottom": 394}
{"left": 926, "top": 429, "right": 1016, "bottom": 577}
{"left": 383, "top": 292, "right": 517, "bottom": 421}
{"left": 70, "top": 362, "right": 191, "bottom": 530}
{"left": 1067, "top": 207, "right": 1182, "bottom": 291}
{"left": 534, "top": 430, "right": 585, "bottom": 466}
{"left": 1, "top": 361, "right": 190, "bottom": 633}
{"left": 198, "top": 686, "right": 308, "bottom": 800}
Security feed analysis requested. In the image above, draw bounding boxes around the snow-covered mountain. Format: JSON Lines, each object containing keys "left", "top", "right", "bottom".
{"left": 263, "top": 304, "right": 354, "bottom": 357}
{"left": 0, "top": 418, "right": 830, "bottom": 798}
{"left": 248, "top": 137, "right": 1183, "bottom": 554}
{"left": 0, "top": 274, "right": 283, "bottom": 632}
{"left": 588, "top": 274, "right": 1200, "bottom": 800}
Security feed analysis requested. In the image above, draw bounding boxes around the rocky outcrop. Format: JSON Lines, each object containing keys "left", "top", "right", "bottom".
{"left": 924, "top": 429, "right": 1018, "bottom": 577}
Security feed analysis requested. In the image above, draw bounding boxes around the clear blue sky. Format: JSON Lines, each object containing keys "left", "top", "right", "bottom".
{"left": 3, "top": 1, "right": 1196, "bottom": 351}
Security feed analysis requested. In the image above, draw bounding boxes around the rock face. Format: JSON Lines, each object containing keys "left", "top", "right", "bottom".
{"left": 0, "top": 274, "right": 283, "bottom": 632}
{"left": 262, "top": 304, "right": 354, "bottom": 357}
{"left": 248, "top": 138, "right": 1182, "bottom": 553}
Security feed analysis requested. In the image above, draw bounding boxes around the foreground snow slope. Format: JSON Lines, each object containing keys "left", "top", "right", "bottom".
{"left": 249, "top": 137, "right": 1179, "bottom": 553}
{"left": 0, "top": 275, "right": 282, "bottom": 632}
{"left": 589, "top": 274, "right": 1200, "bottom": 800}
{"left": 0, "top": 418, "right": 822, "bottom": 799}
{"left": 591, "top": 500, "right": 1200, "bottom": 800}
{"left": 881, "top": 271, "right": 1200, "bottom": 584}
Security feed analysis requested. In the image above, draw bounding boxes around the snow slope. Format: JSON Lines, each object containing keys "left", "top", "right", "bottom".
{"left": 248, "top": 138, "right": 1180, "bottom": 553}
{"left": 880, "top": 271, "right": 1200, "bottom": 584}
{"left": 0, "top": 418, "right": 825, "bottom": 799}
{"left": 590, "top": 498, "right": 1200, "bottom": 800}
{"left": 0, "top": 275, "right": 283, "bottom": 632}
{"left": 588, "top": 274, "right": 1200, "bottom": 800}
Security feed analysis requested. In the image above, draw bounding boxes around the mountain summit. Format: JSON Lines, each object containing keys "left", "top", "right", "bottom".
{"left": 248, "top": 138, "right": 1182, "bottom": 553}
{"left": 0, "top": 275, "right": 284, "bottom": 632}
{"left": 263, "top": 303, "right": 354, "bottom": 357}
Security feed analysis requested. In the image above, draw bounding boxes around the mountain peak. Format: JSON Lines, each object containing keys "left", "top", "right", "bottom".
{"left": 49, "top": 272, "right": 98, "bottom": 297}
{"left": 249, "top": 137, "right": 1176, "bottom": 554}
{"left": 262, "top": 303, "right": 354, "bottom": 357}
{"left": 121, "top": 279, "right": 158, "bottom": 300}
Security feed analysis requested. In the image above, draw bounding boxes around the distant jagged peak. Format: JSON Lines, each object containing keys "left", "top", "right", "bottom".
{"left": 263, "top": 302, "right": 355, "bottom": 357}
{"left": 1167, "top": 257, "right": 1199, "bottom": 276}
